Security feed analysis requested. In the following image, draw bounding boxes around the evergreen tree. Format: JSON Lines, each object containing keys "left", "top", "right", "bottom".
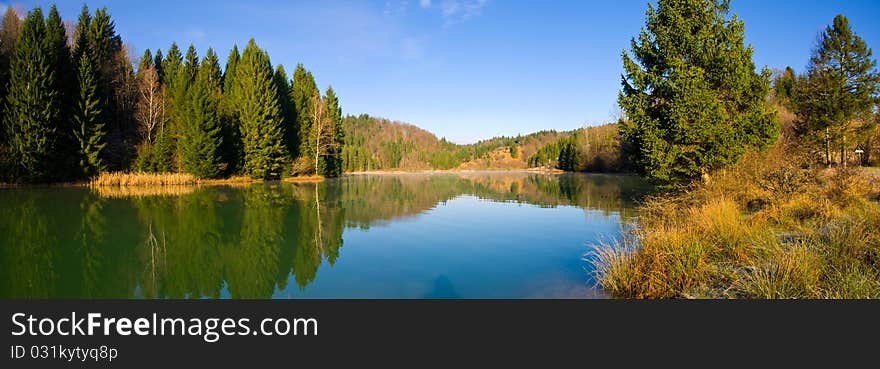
{"left": 179, "top": 49, "right": 223, "bottom": 178}
{"left": 219, "top": 45, "right": 242, "bottom": 175}
{"left": 152, "top": 48, "right": 163, "bottom": 83}
{"left": 183, "top": 44, "right": 198, "bottom": 82}
{"left": 3, "top": 8, "right": 60, "bottom": 181}
{"left": 72, "top": 52, "right": 107, "bottom": 177}
{"left": 0, "top": 6, "right": 22, "bottom": 140}
{"left": 319, "top": 86, "right": 344, "bottom": 177}
{"left": 137, "top": 49, "right": 153, "bottom": 78}
{"left": 222, "top": 45, "right": 240, "bottom": 96}
{"left": 794, "top": 14, "right": 879, "bottom": 167}
{"left": 618, "top": 0, "right": 777, "bottom": 188}
{"left": 235, "top": 39, "right": 287, "bottom": 179}
{"left": 151, "top": 43, "right": 183, "bottom": 172}
{"left": 772, "top": 66, "right": 797, "bottom": 106}
{"left": 161, "top": 43, "right": 182, "bottom": 88}
{"left": 45, "top": 5, "right": 76, "bottom": 177}
{"left": 274, "top": 64, "right": 297, "bottom": 157}
{"left": 292, "top": 64, "right": 318, "bottom": 171}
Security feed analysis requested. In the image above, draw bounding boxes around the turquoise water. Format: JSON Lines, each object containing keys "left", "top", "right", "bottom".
{"left": 0, "top": 173, "right": 650, "bottom": 299}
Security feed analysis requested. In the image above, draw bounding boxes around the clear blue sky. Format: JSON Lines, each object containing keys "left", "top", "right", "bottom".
{"left": 10, "top": 1, "right": 880, "bottom": 143}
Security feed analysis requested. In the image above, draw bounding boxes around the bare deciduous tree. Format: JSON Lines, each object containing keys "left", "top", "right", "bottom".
{"left": 310, "top": 91, "right": 339, "bottom": 174}
{"left": 135, "top": 66, "right": 165, "bottom": 145}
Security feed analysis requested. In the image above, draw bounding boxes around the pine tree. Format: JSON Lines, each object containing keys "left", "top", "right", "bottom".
{"left": 183, "top": 44, "right": 199, "bottom": 82}
{"left": 274, "top": 64, "right": 297, "bottom": 157}
{"left": 0, "top": 6, "right": 22, "bottom": 142}
{"left": 3, "top": 8, "right": 60, "bottom": 181}
{"left": 153, "top": 48, "right": 164, "bottom": 83}
{"left": 137, "top": 49, "right": 153, "bottom": 78}
{"left": 292, "top": 64, "right": 319, "bottom": 172}
{"left": 219, "top": 45, "right": 242, "bottom": 175}
{"left": 319, "top": 86, "right": 344, "bottom": 177}
{"left": 161, "top": 43, "right": 182, "bottom": 89}
{"left": 179, "top": 48, "right": 223, "bottom": 178}
{"left": 235, "top": 39, "right": 287, "bottom": 179}
{"left": 46, "top": 5, "right": 76, "bottom": 178}
{"left": 618, "top": 0, "right": 777, "bottom": 188}
{"left": 72, "top": 52, "right": 107, "bottom": 177}
{"left": 149, "top": 44, "right": 182, "bottom": 172}
{"left": 772, "top": 66, "right": 797, "bottom": 106}
{"left": 794, "top": 14, "right": 879, "bottom": 167}
{"left": 222, "top": 45, "right": 240, "bottom": 96}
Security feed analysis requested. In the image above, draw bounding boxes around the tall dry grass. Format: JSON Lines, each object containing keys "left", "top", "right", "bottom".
{"left": 90, "top": 172, "right": 197, "bottom": 186}
{"left": 591, "top": 141, "right": 880, "bottom": 299}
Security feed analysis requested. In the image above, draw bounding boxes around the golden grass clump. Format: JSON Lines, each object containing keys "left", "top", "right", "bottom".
{"left": 90, "top": 172, "right": 197, "bottom": 186}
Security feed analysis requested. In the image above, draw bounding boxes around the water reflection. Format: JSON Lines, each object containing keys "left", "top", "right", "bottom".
{"left": 0, "top": 173, "right": 650, "bottom": 298}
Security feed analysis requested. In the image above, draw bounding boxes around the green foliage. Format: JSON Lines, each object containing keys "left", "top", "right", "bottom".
{"left": 557, "top": 138, "right": 577, "bottom": 171}
{"left": 179, "top": 49, "right": 223, "bottom": 179}
{"left": 137, "top": 49, "right": 152, "bottom": 77}
{"left": 793, "top": 14, "right": 879, "bottom": 166}
{"left": 72, "top": 52, "right": 107, "bottom": 177}
{"left": 318, "top": 86, "right": 344, "bottom": 177}
{"left": 772, "top": 66, "right": 797, "bottom": 105}
{"left": 292, "top": 64, "right": 318, "bottom": 169}
{"left": 235, "top": 39, "right": 288, "bottom": 179}
{"left": 3, "top": 8, "right": 60, "bottom": 182}
{"left": 619, "top": 0, "right": 778, "bottom": 189}
{"left": 219, "top": 45, "right": 242, "bottom": 175}
{"left": 273, "top": 64, "right": 297, "bottom": 158}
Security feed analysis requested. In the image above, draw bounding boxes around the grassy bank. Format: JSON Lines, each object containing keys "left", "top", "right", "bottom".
{"left": 592, "top": 144, "right": 880, "bottom": 298}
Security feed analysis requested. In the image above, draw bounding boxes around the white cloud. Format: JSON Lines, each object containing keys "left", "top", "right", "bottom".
{"left": 440, "top": 0, "right": 490, "bottom": 25}
{"left": 384, "top": 0, "right": 409, "bottom": 17}
{"left": 419, "top": 0, "right": 432, "bottom": 8}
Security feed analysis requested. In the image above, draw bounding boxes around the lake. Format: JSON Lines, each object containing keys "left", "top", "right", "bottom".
{"left": 0, "top": 173, "right": 650, "bottom": 299}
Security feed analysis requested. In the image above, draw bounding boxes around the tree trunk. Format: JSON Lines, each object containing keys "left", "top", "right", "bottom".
{"left": 841, "top": 134, "right": 847, "bottom": 168}
{"left": 825, "top": 127, "right": 831, "bottom": 166}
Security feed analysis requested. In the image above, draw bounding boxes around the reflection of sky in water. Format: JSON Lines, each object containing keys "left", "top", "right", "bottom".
{"left": 0, "top": 173, "right": 648, "bottom": 299}
{"left": 273, "top": 195, "right": 622, "bottom": 299}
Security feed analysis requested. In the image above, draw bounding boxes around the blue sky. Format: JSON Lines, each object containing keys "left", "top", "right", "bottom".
{"left": 9, "top": 0, "right": 880, "bottom": 143}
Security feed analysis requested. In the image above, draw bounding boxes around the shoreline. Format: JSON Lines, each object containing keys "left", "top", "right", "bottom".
{"left": 1, "top": 168, "right": 651, "bottom": 188}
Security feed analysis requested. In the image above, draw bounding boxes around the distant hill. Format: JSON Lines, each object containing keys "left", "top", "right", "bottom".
{"left": 341, "top": 114, "right": 572, "bottom": 172}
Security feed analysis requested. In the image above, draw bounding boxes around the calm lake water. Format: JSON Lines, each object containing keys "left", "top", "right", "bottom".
{"left": 0, "top": 173, "right": 650, "bottom": 299}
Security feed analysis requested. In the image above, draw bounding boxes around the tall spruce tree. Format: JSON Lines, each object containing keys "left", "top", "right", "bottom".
{"left": 152, "top": 48, "right": 163, "bottom": 83}
{"left": 618, "top": 0, "right": 777, "bottom": 188}
{"left": 219, "top": 45, "right": 242, "bottom": 175}
{"left": 137, "top": 49, "right": 153, "bottom": 77}
{"left": 794, "top": 14, "right": 879, "bottom": 167}
{"left": 292, "top": 64, "right": 318, "bottom": 171}
{"left": 4, "top": 8, "right": 60, "bottom": 182}
{"left": 274, "top": 64, "right": 297, "bottom": 157}
{"left": 179, "top": 48, "right": 223, "bottom": 178}
{"left": 46, "top": 5, "right": 77, "bottom": 177}
{"left": 72, "top": 52, "right": 107, "bottom": 177}
{"left": 0, "top": 6, "right": 22, "bottom": 140}
{"left": 235, "top": 39, "right": 287, "bottom": 179}
{"left": 183, "top": 44, "right": 199, "bottom": 82}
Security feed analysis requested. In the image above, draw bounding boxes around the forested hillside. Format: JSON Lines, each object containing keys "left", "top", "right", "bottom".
{"left": 341, "top": 114, "right": 570, "bottom": 171}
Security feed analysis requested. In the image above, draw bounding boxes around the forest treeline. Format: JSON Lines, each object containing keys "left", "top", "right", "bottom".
{"left": 0, "top": 4, "right": 344, "bottom": 183}
{"left": 341, "top": 113, "right": 570, "bottom": 171}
